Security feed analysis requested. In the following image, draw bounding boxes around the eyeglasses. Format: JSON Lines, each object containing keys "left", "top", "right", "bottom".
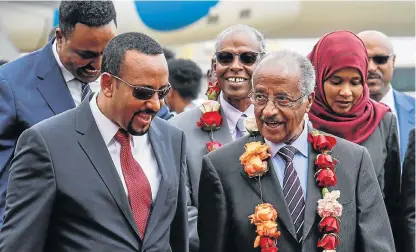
{"left": 215, "top": 51, "right": 264, "bottom": 66}
{"left": 109, "top": 74, "right": 171, "bottom": 100}
{"left": 249, "top": 92, "right": 306, "bottom": 108}
{"left": 369, "top": 54, "right": 394, "bottom": 65}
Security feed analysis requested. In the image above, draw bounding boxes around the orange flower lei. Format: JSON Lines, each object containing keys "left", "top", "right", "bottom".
{"left": 240, "top": 142, "right": 280, "bottom": 251}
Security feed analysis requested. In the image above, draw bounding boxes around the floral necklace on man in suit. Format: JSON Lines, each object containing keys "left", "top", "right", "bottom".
{"left": 196, "top": 80, "right": 224, "bottom": 153}
{"left": 240, "top": 121, "right": 342, "bottom": 252}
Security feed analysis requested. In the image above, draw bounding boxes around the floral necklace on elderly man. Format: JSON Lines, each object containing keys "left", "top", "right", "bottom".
{"left": 240, "top": 120, "right": 342, "bottom": 252}
{"left": 196, "top": 80, "right": 223, "bottom": 153}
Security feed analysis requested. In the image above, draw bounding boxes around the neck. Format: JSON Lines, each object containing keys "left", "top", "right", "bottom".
{"left": 223, "top": 95, "right": 252, "bottom": 112}
{"left": 371, "top": 84, "right": 391, "bottom": 102}
{"left": 284, "top": 119, "right": 305, "bottom": 145}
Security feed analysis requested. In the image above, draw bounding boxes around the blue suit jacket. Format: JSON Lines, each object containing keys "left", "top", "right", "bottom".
{"left": 0, "top": 39, "right": 75, "bottom": 227}
{"left": 393, "top": 89, "right": 415, "bottom": 161}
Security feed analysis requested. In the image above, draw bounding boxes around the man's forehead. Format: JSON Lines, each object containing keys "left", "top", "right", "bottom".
{"left": 254, "top": 60, "right": 300, "bottom": 82}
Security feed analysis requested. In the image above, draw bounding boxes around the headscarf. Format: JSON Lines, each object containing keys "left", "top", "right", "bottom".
{"left": 308, "top": 30, "right": 390, "bottom": 144}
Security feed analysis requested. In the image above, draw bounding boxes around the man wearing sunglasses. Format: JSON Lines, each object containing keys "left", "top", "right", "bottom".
{"left": 358, "top": 30, "right": 415, "bottom": 163}
{"left": 170, "top": 24, "right": 266, "bottom": 252}
{"left": 0, "top": 32, "right": 188, "bottom": 252}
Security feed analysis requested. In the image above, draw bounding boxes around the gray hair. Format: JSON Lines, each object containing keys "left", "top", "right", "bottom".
{"left": 252, "top": 50, "right": 316, "bottom": 97}
{"left": 214, "top": 24, "right": 266, "bottom": 53}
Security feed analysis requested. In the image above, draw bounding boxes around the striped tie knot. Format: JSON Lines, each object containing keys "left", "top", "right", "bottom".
{"left": 277, "top": 145, "right": 297, "bottom": 162}
{"left": 81, "top": 82, "right": 92, "bottom": 101}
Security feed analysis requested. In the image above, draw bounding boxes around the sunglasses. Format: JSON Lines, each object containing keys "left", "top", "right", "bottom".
{"left": 215, "top": 51, "right": 264, "bottom": 66}
{"left": 369, "top": 54, "right": 394, "bottom": 65}
{"left": 109, "top": 74, "right": 171, "bottom": 100}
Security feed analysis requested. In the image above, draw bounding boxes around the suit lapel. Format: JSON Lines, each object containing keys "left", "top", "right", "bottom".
{"left": 143, "top": 122, "right": 171, "bottom": 243}
{"left": 75, "top": 98, "right": 140, "bottom": 239}
{"left": 36, "top": 39, "right": 75, "bottom": 114}
{"left": 240, "top": 136, "right": 297, "bottom": 239}
{"left": 302, "top": 140, "right": 320, "bottom": 242}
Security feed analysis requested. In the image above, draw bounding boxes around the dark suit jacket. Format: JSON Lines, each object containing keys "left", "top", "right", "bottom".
{"left": 360, "top": 112, "right": 401, "bottom": 248}
{"left": 198, "top": 128, "right": 395, "bottom": 252}
{"left": 170, "top": 107, "right": 233, "bottom": 252}
{"left": 400, "top": 128, "right": 415, "bottom": 252}
{"left": 0, "top": 97, "right": 189, "bottom": 252}
{"left": 393, "top": 90, "right": 415, "bottom": 162}
{"left": 0, "top": 39, "right": 75, "bottom": 226}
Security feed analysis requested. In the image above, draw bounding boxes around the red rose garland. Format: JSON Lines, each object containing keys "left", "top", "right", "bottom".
{"left": 196, "top": 99, "right": 223, "bottom": 153}
{"left": 308, "top": 130, "right": 342, "bottom": 252}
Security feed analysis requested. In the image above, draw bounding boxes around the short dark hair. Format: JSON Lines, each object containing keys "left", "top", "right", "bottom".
{"left": 58, "top": 0, "right": 117, "bottom": 37}
{"left": 168, "top": 58, "right": 202, "bottom": 100}
{"left": 102, "top": 32, "right": 163, "bottom": 76}
{"left": 163, "top": 47, "right": 176, "bottom": 60}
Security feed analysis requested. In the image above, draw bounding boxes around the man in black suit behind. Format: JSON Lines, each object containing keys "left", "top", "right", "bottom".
{"left": 0, "top": 32, "right": 188, "bottom": 252}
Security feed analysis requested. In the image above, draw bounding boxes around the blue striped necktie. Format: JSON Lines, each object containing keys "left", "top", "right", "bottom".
{"left": 278, "top": 145, "right": 305, "bottom": 242}
{"left": 81, "top": 83, "right": 92, "bottom": 101}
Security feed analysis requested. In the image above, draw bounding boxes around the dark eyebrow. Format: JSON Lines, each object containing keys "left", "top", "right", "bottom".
{"left": 76, "top": 50, "right": 101, "bottom": 58}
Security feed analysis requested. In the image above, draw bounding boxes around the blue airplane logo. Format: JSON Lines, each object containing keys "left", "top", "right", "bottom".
{"left": 53, "top": 1, "right": 219, "bottom": 31}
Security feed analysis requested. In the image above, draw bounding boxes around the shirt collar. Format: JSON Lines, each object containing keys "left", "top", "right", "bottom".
{"left": 379, "top": 85, "right": 395, "bottom": 110}
{"left": 52, "top": 39, "right": 75, "bottom": 83}
{"left": 89, "top": 92, "right": 146, "bottom": 148}
{"left": 265, "top": 118, "right": 309, "bottom": 158}
{"left": 220, "top": 92, "right": 254, "bottom": 134}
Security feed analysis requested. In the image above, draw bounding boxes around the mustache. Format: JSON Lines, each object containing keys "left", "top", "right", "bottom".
{"left": 134, "top": 109, "right": 157, "bottom": 117}
{"left": 368, "top": 73, "right": 381, "bottom": 79}
{"left": 260, "top": 115, "right": 282, "bottom": 123}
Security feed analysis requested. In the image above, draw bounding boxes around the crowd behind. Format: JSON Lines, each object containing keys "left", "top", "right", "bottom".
{"left": 0, "top": 1, "right": 414, "bottom": 252}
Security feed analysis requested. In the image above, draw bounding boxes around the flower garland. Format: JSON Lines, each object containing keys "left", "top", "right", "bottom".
{"left": 196, "top": 100, "right": 223, "bottom": 152}
{"left": 205, "top": 80, "right": 221, "bottom": 100}
{"left": 240, "top": 122, "right": 342, "bottom": 251}
{"left": 308, "top": 130, "right": 342, "bottom": 252}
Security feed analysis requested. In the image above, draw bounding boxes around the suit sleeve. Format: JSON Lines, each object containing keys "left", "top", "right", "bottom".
{"left": 0, "top": 74, "right": 18, "bottom": 227}
{"left": 0, "top": 127, "right": 56, "bottom": 252}
{"left": 185, "top": 155, "right": 199, "bottom": 252}
{"left": 400, "top": 128, "right": 415, "bottom": 252}
{"left": 170, "top": 131, "right": 189, "bottom": 252}
{"left": 356, "top": 147, "right": 395, "bottom": 251}
{"left": 383, "top": 114, "right": 402, "bottom": 250}
{"left": 198, "top": 155, "right": 231, "bottom": 252}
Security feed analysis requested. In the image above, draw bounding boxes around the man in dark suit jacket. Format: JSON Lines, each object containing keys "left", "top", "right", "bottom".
{"left": 400, "top": 128, "right": 415, "bottom": 251}
{"left": 358, "top": 30, "right": 415, "bottom": 162}
{"left": 198, "top": 51, "right": 395, "bottom": 251}
{"left": 0, "top": 32, "right": 188, "bottom": 252}
{"left": 0, "top": 0, "right": 117, "bottom": 227}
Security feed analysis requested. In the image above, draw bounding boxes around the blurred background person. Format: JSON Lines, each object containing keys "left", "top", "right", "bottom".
{"left": 400, "top": 128, "right": 415, "bottom": 252}
{"left": 156, "top": 47, "right": 176, "bottom": 120}
{"left": 165, "top": 58, "right": 203, "bottom": 114}
{"left": 0, "top": 0, "right": 117, "bottom": 228}
{"left": 358, "top": 30, "right": 415, "bottom": 163}
{"left": 307, "top": 30, "right": 401, "bottom": 249}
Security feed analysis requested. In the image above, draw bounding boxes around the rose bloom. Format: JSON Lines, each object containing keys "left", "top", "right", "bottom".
{"left": 196, "top": 111, "right": 222, "bottom": 130}
{"left": 308, "top": 131, "right": 337, "bottom": 152}
{"left": 315, "top": 168, "right": 337, "bottom": 187}
{"left": 199, "top": 100, "right": 220, "bottom": 113}
{"left": 244, "top": 117, "right": 259, "bottom": 134}
{"left": 249, "top": 203, "right": 278, "bottom": 224}
{"left": 317, "top": 233, "right": 339, "bottom": 250}
{"left": 240, "top": 142, "right": 270, "bottom": 164}
{"left": 206, "top": 84, "right": 221, "bottom": 100}
{"left": 261, "top": 247, "right": 278, "bottom": 252}
{"left": 317, "top": 191, "right": 343, "bottom": 217}
{"left": 315, "top": 154, "right": 338, "bottom": 170}
{"left": 206, "top": 141, "right": 222, "bottom": 152}
{"left": 256, "top": 220, "right": 280, "bottom": 238}
{"left": 244, "top": 157, "right": 268, "bottom": 178}
{"left": 318, "top": 216, "right": 340, "bottom": 233}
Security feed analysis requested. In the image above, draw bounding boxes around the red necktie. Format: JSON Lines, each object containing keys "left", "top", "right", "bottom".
{"left": 114, "top": 129, "right": 151, "bottom": 238}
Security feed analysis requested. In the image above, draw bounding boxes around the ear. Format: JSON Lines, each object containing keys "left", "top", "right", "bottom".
{"left": 305, "top": 91, "right": 315, "bottom": 113}
{"left": 55, "top": 28, "right": 64, "bottom": 45}
{"left": 100, "top": 72, "right": 114, "bottom": 98}
{"left": 213, "top": 61, "right": 217, "bottom": 72}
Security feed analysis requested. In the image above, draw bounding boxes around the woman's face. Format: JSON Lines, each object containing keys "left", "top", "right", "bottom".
{"left": 323, "top": 67, "right": 364, "bottom": 114}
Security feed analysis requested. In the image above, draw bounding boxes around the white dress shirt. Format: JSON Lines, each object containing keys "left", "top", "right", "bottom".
{"left": 265, "top": 119, "right": 309, "bottom": 200}
{"left": 380, "top": 86, "right": 400, "bottom": 145}
{"left": 89, "top": 93, "right": 161, "bottom": 201}
{"left": 220, "top": 92, "right": 255, "bottom": 140}
{"left": 52, "top": 40, "right": 100, "bottom": 106}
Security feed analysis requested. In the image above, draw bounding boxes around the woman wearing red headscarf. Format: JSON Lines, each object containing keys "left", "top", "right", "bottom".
{"left": 307, "top": 30, "right": 401, "bottom": 247}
